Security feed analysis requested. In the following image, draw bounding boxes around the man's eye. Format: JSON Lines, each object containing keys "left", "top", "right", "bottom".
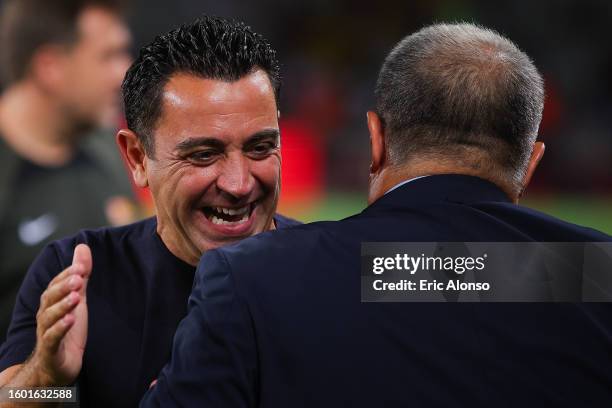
{"left": 189, "top": 150, "right": 217, "bottom": 162}
{"left": 251, "top": 142, "right": 275, "bottom": 155}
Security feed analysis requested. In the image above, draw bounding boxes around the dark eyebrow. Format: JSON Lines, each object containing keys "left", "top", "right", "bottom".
{"left": 174, "top": 137, "right": 225, "bottom": 152}
{"left": 174, "top": 129, "right": 280, "bottom": 153}
{"left": 243, "top": 129, "right": 280, "bottom": 148}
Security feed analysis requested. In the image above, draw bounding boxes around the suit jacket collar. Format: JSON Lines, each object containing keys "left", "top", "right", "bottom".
{"left": 364, "top": 174, "right": 511, "bottom": 214}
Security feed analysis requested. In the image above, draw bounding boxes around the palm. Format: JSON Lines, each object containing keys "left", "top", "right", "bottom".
{"left": 55, "top": 295, "right": 88, "bottom": 381}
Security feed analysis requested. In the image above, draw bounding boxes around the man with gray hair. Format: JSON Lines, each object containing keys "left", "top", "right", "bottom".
{"left": 142, "top": 23, "right": 612, "bottom": 407}
{"left": 373, "top": 23, "right": 544, "bottom": 199}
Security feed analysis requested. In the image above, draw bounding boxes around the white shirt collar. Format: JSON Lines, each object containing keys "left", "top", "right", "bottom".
{"left": 384, "top": 175, "right": 430, "bottom": 195}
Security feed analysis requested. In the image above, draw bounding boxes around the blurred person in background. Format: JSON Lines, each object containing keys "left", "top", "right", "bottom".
{"left": 0, "top": 0, "right": 136, "bottom": 339}
{"left": 0, "top": 16, "right": 299, "bottom": 408}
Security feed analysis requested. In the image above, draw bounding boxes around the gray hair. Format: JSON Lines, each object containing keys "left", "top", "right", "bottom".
{"left": 374, "top": 23, "right": 544, "bottom": 187}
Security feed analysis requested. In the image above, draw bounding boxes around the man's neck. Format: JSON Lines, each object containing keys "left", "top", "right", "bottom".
{"left": 0, "top": 82, "right": 78, "bottom": 166}
{"left": 157, "top": 215, "right": 278, "bottom": 267}
{"left": 368, "top": 160, "right": 517, "bottom": 204}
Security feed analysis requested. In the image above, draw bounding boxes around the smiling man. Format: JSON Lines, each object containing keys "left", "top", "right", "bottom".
{"left": 0, "top": 17, "right": 298, "bottom": 408}
{"left": 119, "top": 68, "right": 285, "bottom": 265}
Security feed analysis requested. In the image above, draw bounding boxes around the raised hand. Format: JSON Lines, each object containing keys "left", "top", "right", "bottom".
{"left": 30, "top": 244, "right": 92, "bottom": 386}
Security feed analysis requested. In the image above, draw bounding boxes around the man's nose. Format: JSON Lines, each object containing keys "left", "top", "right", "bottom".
{"left": 216, "top": 154, "right": 255, "bottom": 199}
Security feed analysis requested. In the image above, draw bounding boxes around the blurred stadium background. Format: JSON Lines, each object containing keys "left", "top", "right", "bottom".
{"left": 6, "top": 0, "right": 612, "bottom": 231}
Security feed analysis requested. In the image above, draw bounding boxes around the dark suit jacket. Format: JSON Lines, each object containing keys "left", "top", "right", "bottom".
{"left": 141, "top": 175, "right": 612, "bottom": 407}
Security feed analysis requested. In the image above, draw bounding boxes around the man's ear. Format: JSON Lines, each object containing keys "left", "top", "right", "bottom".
{"left": 116, "top": 129, "right": 149, "bottom": 188}
{"left": 367, "top": 111, "right": 386, "bottom": 174}
{"left": 519, "top": 141, "right": 545, "bottom": 200}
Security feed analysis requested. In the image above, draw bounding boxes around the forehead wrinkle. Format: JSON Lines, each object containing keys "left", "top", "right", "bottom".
{"left": 161, "top": 94, "right": 272, "bottom": 120}
{"left": 161, "top": 71, "right": 276, "bottom": 117}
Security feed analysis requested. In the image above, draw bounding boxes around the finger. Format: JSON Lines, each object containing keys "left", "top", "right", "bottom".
{"left": 43, "top": 244, "right": 92, "bottom": 302}
{"left": 80, "top": 273, "right": 91, "bottom": 302}
{"left": 41, "top": 312, "right": 76, "bottom": 354}
{"left": 47, "top": 262, "right": 85, "bottom": 289}
{"left": 38, "top": 291, "right": 80, "bottom": 333}
{"left": 39, "top": 274, "right": 83, "bottom": 315}
{"left": 73, "top": 244, "right": 92, "bottom": 300}
{"left": 72, "top": 244, "right": 92, "bottom": 279}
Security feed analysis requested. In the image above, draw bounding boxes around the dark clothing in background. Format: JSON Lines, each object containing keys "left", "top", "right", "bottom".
{"left": 142, "top": 175, "right": 612, "bottom": 408}
{"left": 0, "top": 131, "right": 134, "bottom": 339}
{"left": 0, "top": 214, "right": 300, "bottom": 408}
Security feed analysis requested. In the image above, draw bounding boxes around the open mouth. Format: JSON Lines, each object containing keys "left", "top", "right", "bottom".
{"left": 202, "top": 203, "right": 255, "bottom": 226}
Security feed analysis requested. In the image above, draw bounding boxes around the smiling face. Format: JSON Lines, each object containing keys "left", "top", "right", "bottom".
{"left": 145, "top": 70, "right": 281, "bottom": 265}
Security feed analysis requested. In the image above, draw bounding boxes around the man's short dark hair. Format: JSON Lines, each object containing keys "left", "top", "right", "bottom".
{"left": 0, "top": 0, "right": 126, "bottom": 86}
{"left": 121, "top": 16, "right": 281, "bottom": 157}
{"left": 375, "top": 23, "right": 544, "bottom": 185}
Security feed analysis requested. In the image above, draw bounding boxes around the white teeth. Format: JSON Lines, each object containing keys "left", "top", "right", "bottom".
{"left": 211, "top": 205, "right": 249, "bottom": 216}
{"left": 207, "top": 204, "right": 252, "bottom": 226}
{"left": 228, "top": 206, "right": 249, "bottom": 216}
